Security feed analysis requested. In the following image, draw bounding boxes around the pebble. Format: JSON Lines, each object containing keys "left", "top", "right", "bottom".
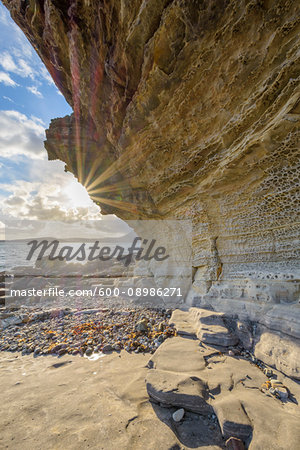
{"left": 135, "top": 319, "right": 148, "bottom": 332}
{"left": 85, "top": 347, "right": 93, "bottom": 356}
{"left": 102, "top": 344, "right": 113, "bottom": 353}
{"left": 264, "top": 368, "right": 273, "bottom": 377}
{"left": 158, "top": 322, "right": 165, "bottom": 332}
{"left": 0, "top": 306, "right": 176, "bottom": 358}
{"left": 270, "top": 379, "right": 282, "bottom": 388}
{"left": 275, "top": 386, "right": 289, "bottom": 401}
{"left": 172, "top": 408, "right": 185, "bottom": 422}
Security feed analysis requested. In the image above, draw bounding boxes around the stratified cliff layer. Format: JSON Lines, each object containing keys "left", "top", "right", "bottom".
{"left": 3, "top": 1, "right": 300, "bottom": 374}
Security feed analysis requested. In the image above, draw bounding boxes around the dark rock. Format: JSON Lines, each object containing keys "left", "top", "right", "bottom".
{"left": 102, "top": 344, "right": 113, "bottom": 353}
{"left": 225, "top": 437, "right": 245, "bottom": 450}
{"left": 213, "top": 397, "right": 252, "bottom": 441}
{"left": 146, "top": 370, "right": 212, "bottom": 414}
{"left": 85, "top": 347, "right": 93, "bottom": 356}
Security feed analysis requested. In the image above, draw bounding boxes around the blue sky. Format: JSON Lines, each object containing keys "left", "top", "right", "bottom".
{"left": 0, "top": 4, "right": 71, "bottom": 126}
{"left": 0, "top": 3, "right": 109, "bottom": 239}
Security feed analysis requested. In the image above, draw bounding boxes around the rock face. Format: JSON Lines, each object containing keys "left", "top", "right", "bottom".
{"left": 3, "top": 1, "right": 300, "bottom": 369}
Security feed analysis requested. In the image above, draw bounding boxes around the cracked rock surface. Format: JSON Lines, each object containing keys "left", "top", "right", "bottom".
{"left": 146, "top": 308, "right": 300, "bottom": 449}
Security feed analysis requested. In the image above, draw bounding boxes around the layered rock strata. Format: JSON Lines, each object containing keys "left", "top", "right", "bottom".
{"left": 2, "top": 1, "right": 300, "bottom": 373}
{"left": 146, "top": 308, "right": 300, "bottom": 449}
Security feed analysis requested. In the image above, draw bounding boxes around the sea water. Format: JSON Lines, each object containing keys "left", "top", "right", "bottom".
{"left": 0, "top": 240, "right": 133, "bottom": 272}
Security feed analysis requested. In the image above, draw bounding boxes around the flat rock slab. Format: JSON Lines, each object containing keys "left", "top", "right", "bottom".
{"left": 148, "top": 336, "right": 206, "bottom": 373}
{"left": 146, "top": 369, "right": 212, "bottom": 414}
{"left": 197, "top": 324, "right": 238, "bottom": 347}
{"left": 170, "top": 308, "right": 238, "bottom": 347}
{"left": 189, "top": 308, "right": 227, "bottom": 326}
{"left": 213, "top": 396, "right": 252, "bottom": 441}
{"left": 169, "top": 310, "right": 196, "bottom": 337}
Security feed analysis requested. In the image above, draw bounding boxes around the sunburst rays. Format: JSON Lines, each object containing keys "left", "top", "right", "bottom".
{"left": 89, "top": 195, "right": 138, "bottom": 214}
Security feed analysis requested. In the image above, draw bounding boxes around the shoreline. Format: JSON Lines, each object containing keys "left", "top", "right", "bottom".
{"left": 1, "top": 306, "right": 300, "bottom": 449}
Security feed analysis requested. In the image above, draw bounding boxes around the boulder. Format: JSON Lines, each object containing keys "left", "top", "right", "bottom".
{"left": 146, "top": 369, "right": 212, "bottom": 414}
{"left": 213, "top": 397, "right": 252, "bottom": 441}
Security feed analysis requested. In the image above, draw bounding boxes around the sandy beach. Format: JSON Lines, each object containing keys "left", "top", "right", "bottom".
{"left": 1, "top": 308, "right": 300, "bottom": 450}
{"left": 0, "top": 349, "right": 212, "bottom": 450}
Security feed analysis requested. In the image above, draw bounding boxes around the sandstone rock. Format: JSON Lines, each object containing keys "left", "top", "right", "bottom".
{"left": 170, "top": 308, "right": 238, "bottom": 347}
{"left": 146, "top": 370, "right": 212, "bottom": 414}
{"left": 148, "top": 336, "right": 206, "bottom": 373}
{"left": 213, "top": 397, "right": 252, "bottom": 441}
{"left": 188, "top": 308, "right": 239, "bottom": 347}
{"left": 3, "top": 0, "right": 299, "bottom": 301}
{"left": 197, "top": 324, "right": 238, "bottom": 347}
{"left": 169, "top": 310, "right": 196, "bottom": 337}
{"left": 254, "top": 332, "right": 300, "bottom": 380}
{"left": 3, "top": 0, "right": 300, "bottom": 379}
{"left": 189, "top": 308, "right": 227, "bottom": 326}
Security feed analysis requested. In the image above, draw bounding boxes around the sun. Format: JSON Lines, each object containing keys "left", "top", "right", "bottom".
{"left": 64, "top": 179, "right": 93, "bottom": 208}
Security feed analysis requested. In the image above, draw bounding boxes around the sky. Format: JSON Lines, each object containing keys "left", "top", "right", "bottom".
{"left": 0, "top": 3, "right": 127, "bottom": 240}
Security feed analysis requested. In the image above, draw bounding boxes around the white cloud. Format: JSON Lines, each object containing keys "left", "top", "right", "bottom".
{"left": 0, "top": 160, "right": 101, "bottom": 222}
{"left": 27, "top": 85, "right": 43, "bottom": 98}
{"left": 0, "top": 52, "right": 17, "bottom": 72}
{"left": 0, "top": 71, "right": 18, "bottom": 86}
{"left": 0, "top": 6, "right": 52, "bottom": 90}
{"left": 0, "top": 48, "right": 52, "bottom": 87}
{"left": 0, "top": 6, "right": 68, "bottom": 99}
{"left": 0, "top": 52, "right": 34, "bottom": 79}
{"left": 3, "top": 95, "right": 14, "bottom": 103}
{"left": 0, "top": 110, "right": 45, "bottom": 158}
{"left": 17, "top": 58, "right": 34, "bottom": 78}
{"left": 0, "top": 220, "right": 4, "bottom": 240}
{"left": 30, "top": 115, "right": 45, "bottom": 126}
{"left": 40, "top": 66, "right": 54, "bottom": 85}
{"left": 0, "top": 6, "right": 8, "bottom": 24}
